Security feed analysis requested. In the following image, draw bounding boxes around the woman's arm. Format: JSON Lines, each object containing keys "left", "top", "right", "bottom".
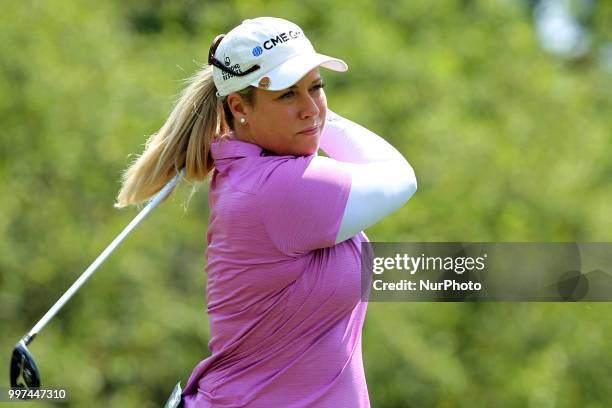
{"left": 319, "top": 110, "right": 417, "bottom": 244}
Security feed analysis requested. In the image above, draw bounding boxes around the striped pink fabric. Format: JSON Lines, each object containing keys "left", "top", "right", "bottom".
{"left": 182, "top": 139, "right": 370, "bottom": 407}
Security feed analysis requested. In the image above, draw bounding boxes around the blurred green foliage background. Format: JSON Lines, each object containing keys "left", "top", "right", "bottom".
{"left": 1, "top": 1, "right": 611, "bottom": 407}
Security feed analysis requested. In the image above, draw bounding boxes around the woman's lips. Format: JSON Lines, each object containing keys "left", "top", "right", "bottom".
{"left": 297, "top": 125, "right": 320, "bottom": 136}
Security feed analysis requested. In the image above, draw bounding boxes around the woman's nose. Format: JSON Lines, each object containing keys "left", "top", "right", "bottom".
{"left": 299, "top": 94, "right": 320, "bottom": 119}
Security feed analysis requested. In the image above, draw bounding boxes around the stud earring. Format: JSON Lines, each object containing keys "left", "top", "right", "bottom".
{"left": 240, "top": 117, "right": 246, "bottom": 125}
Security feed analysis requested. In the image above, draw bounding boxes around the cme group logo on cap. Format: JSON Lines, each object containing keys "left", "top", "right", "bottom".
{"left": 252, "top": 46, "right": 263, "bottom": 56}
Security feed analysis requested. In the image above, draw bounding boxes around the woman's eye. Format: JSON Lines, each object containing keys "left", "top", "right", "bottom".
{"left": 279, "top": 84, "right": 324, "bottom": 99}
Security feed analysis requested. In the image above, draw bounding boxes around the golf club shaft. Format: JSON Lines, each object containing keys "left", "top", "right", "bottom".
{"left": 22, "top": 168, "right": 185, "bottom": 346}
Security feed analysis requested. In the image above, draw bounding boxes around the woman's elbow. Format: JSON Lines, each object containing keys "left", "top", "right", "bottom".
{"left": 399, "top": 163, "right": 417, "bottom": 204}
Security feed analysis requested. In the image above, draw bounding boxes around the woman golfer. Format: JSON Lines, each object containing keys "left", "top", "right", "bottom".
{"left": 116, "top": 17, "right": 416, "bottom": 408}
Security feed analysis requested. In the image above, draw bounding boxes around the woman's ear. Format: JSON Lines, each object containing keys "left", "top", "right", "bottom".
{"left": 226, "top": 92, "right": 250, "bottom": 118}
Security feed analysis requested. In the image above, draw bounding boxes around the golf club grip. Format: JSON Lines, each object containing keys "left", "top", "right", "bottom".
{"left": 23, "top": 168, "right": 186, "bottom": 345}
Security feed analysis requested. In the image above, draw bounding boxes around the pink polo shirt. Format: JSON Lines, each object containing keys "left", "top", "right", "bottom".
{"left": 182, "top": 138, "right": 370, "bottom": 407}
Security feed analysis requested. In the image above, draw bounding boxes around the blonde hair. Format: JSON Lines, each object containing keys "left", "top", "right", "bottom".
{"left": 114, "top": 64, "right": 256, "bottom": 209}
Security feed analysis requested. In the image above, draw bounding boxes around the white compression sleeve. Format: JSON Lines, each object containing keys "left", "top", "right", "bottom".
{"left": 319, "top": 110, "right": 417, "bottom": 244}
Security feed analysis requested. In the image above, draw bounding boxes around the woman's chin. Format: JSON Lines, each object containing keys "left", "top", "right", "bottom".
{"left": 279, "top": 137, "right": 320, "bottom": 156}
{"left": 301, "top": 142, "right": 320, "bottom": 156}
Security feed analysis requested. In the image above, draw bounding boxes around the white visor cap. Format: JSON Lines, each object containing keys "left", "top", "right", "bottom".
{"left": 211, "top": 17, "right": 348, "bottom": 97}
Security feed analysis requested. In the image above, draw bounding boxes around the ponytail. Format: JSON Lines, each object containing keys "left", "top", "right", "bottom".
{"left": 115, "top": 64, "right": 226, "bottom": 208}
